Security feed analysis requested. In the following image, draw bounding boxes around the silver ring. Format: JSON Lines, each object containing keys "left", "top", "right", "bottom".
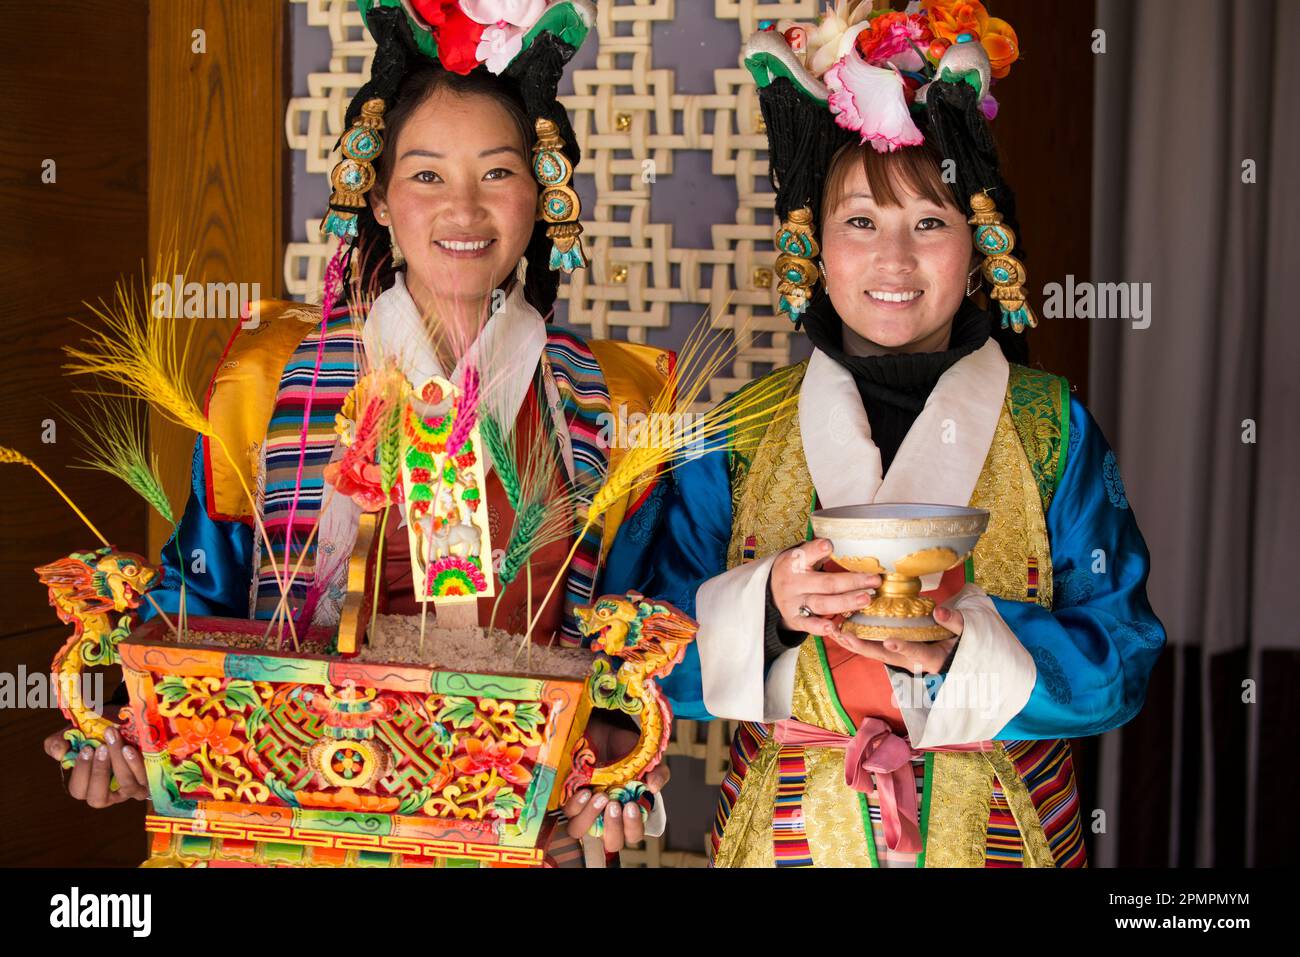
{"left": 798, "top": 605, "right": 813, "bottom": 618}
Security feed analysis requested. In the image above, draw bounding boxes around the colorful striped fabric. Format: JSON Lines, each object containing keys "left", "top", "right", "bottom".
{"left": 254, "top": 306, "right": 360, "bottom": 618}
{"left": 1001, "top": 738, "right": 1088, "bottom": 867}
{"left": 542, "top": 327, "right": 613, "bottom": 647}
{"left": 772, "top": 746, "right": 813, "bottom": 866}
{"left": 250, "top": 313, "right": 615, "bottom": 638}
{"left": 985, "top": 777, "right": 1025, "bottom": 866}
{"left": 712, "top": 722, "right": 1088, "bottom": 867}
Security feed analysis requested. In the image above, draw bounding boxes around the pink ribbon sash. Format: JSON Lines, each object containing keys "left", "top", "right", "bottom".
{"left": 773, "top": 717, "right": 993, "bottom": 854}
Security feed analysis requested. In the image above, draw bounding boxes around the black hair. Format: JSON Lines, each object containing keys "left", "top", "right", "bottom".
{"left": 336, "top": 6, "right": 584, "bottom": 318}
{"left": 760, "top": 73, "right": 1029, "bottom": 364}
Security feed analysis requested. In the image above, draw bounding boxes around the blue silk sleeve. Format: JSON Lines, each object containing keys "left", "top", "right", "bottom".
{"left": 603, "top": 443, "right": 734, "bottom": 721}
{"left": 140, "top": 437, "right": 253, "bottom": 622}
{"left": 992, "top": 396, "right": 1166, "bottom": 739}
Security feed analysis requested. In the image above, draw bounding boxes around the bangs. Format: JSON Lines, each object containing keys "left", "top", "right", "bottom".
{"left": 820, "top": 142, "right": 956, "bottom": 225}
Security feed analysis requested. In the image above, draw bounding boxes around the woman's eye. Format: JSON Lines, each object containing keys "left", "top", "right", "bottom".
{"left": 848, "top": 216, "right": 874, "bottom": 229}
{"left": 483, "top": 167, "right": 514, "bottom": 181}
{"left": 917, "top": 217, "right": 946, "bottom": 230}
{"left": 413, "top": 170, "right": 442, "bottom": 184}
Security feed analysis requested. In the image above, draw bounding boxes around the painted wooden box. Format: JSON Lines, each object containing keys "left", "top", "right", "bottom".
{"left": 118, "top": 616, "right": 599, "bottom": 867}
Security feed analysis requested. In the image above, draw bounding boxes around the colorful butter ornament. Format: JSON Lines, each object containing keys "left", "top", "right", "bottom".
{"left": 400, "top": 375, "right": 496, "bottom": 603}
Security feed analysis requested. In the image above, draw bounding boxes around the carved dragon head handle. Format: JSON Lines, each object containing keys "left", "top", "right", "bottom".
{"left": 571, "top": 592, "right": 696, "bottom": 795}
{"left": 35, "top": 547, "right": 160, "bottom": 763}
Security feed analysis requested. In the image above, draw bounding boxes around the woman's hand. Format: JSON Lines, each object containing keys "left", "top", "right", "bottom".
{"left": 43, "top": 719, "right": 149, "bottom": 809}
{"left": 769, "top": 538, "right": 881, "bottom": 638}
{"left": 830, "top": 604, "right": 965, "bottom": 674}
{"left": 561, "top": 718, "right": 670, "bottom": 854}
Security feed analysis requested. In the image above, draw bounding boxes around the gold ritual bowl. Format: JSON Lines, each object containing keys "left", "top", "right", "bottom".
{"left": 810, "top": 504, "right": 990, "bottom": 642}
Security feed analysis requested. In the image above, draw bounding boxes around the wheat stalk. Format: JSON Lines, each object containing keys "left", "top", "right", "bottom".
{"left": 2, "top": 444, "right": 178, "bottom": 634}
{"left": 61, "top": 255, "right": 296, "bottom": 640}
{"left": 523, "top": 311, "right": 799, "bottom": 641}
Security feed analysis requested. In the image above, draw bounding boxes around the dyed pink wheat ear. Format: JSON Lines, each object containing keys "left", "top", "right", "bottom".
{"left": 445, "top": 363, "right": 481, "bottom": 454}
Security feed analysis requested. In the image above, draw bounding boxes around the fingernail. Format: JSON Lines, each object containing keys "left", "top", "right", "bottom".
{"left": 95, "top": 746, "right": 108, "bottom": 762}
{"left": 122, "top": 746, "right": 136, "bottom": 760}
{"left": 625, "top": 803, "right": 638, "bottom": 819}
{"left": 574, "top": 790, "right": 590, "bottom": 805}
{"left": 79, "top": 747, "right": 93, "bottom": 761}
{"left": 592, "top": 793, "right": 609, "bottom": 810}
{"left": 104, "top": 728, "right": 117, "bottom": 745}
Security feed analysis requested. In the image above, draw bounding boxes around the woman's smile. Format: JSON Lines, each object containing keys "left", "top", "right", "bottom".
{"left": 434, "top": 237, "right": 497, "bottom": 259}
{"left": 864, "top": 288, "right": 925, "bottom": 309}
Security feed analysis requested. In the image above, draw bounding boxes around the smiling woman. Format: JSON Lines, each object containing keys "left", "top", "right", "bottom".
{"left": 368, "top": 65, "right": 545, "bottom": 331}
{"left": 42, "top": 0, "right": 675, "bottom": 866}
{"left": 604, "top": 0, "right": 1166, "bottom": 870}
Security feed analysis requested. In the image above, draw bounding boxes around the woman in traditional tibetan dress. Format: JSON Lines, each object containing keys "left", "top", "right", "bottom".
{"left": 46, "top": 0, "right": 667, "bottom": 857}
{"left": 605, "top": 1, "right": 1166, "bottom": 867}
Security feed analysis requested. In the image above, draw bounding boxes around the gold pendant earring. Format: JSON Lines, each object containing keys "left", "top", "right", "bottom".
{"left": 322, "top": 98, "right": 386, "bottom": 240}
{"left": 389, "top": 225, "right": 405, "bottom": 268}
{"left": 533, "top": 119, "right": 587, "bottom": 273}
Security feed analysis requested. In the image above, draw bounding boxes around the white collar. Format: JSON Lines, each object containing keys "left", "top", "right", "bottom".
{"left": 797, "top": 338, "right": 1009, "bottom": 510}
{"left": 362, "top": 270, "right": 547, "bottom": 474}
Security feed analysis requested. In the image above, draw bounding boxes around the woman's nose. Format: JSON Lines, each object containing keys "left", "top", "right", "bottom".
{"left": 440, "top": 181, "right": 488, "bottom": 225}
{"left": 872, "top": 228, "right": 919, "bottom": 273}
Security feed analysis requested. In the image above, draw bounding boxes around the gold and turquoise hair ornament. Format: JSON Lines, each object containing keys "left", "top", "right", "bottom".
{"left": 322, "top": 98, "right": 387, "bottom": 241}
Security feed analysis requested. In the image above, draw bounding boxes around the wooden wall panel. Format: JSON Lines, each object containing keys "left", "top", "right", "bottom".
{"left": 148, "top": 0, "right": 288, "bottom": 555}
{"left": 991, "top": 0, "right": 1096, "bottom": 398}
{"left": 0, "top": 0, "right": 287, "bottom": 867}
{"left": 0, "top": 0, "right": 150, "bottom": 637}
{"left": 0, "top": 0, "right": 148, "bottom": 866}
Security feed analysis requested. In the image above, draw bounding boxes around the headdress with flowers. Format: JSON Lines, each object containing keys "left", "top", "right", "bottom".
{"left": 747, "top": 1, "right": 1036, "bottom": 332}
{"left": 320, "top": 1, "right": 597, "bottom": 309}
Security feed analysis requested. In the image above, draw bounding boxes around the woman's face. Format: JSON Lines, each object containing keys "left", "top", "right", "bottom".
{"left": 372, "top": 87, "right": 537, "bottom": 316}
{"left": 820, "top": 159, "right": 975, "bottom": 354}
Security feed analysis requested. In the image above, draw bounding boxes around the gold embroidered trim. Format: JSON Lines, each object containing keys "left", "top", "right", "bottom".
{"left": 726, "top": 364, "right": 812, "bottom": 568}
{"left": 924, "top": 752, "right": 996, "bottom": 867}
{"left": 712, "top": 736, "right": 779, "bottom": 868}
{"left": 984, "top": 746, "right": 1056, "bottom": 868}
{"left": 970, "top": 403, "right": 1055, "bottom": 609}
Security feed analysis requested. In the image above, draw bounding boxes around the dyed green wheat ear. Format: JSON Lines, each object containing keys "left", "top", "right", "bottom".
{"left": 67, "top": 394, "right": 175, "bottom": 525}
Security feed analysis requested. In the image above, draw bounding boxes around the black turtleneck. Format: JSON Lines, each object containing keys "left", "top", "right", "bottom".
{"left": 800, "top": 292, "right": 993, "bottom": 471}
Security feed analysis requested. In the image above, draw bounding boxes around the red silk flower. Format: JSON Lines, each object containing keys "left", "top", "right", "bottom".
{"left": 410, "top": 0, "right": 487, "bottom": 75}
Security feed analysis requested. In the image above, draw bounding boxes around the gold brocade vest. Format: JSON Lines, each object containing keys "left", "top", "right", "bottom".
{"left": 713, "top": 361, "right": 1080, "bottom": 868}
